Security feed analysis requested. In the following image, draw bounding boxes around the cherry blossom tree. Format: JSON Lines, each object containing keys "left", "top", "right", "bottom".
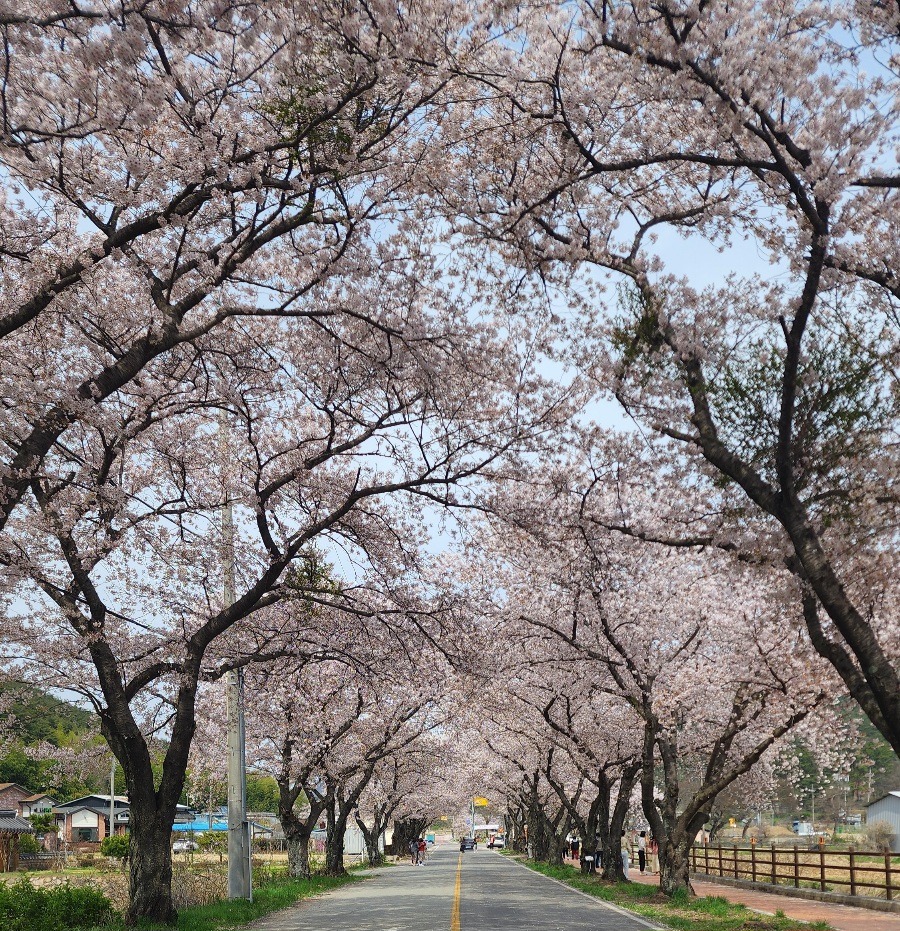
{"left": 441, "top": 0, "right": 900, "bottom": 759}
{"left": 0, "top": 10, "right": 581, "bottom": 920}
{"left": 354, "top": 709, "right": 463, "bottom": 866}
{"left": 465, "top": 463, "right": 830, "bottom": 894}
{"left": 461, "top": 592, "right": 644, "bottom": 876}
{"left": 529, "top": 689, "right": 642, "bottom": 880}
{"left": 0, "top": 0, "right": 474, "bottom": 531}
{"left": 238, "top": 643, "right": 451, "bottom": 877}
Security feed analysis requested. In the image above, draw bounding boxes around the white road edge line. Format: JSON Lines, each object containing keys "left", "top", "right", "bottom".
{"left": 497, "top": 853, "right": 663, "bottom": 930}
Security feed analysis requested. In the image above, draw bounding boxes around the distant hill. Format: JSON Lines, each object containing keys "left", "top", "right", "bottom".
{"left": 0, "top": 683, "right": 97, "bottom": 798}
{"left": 1, "top": 682, "right": 93, "bottom": 745}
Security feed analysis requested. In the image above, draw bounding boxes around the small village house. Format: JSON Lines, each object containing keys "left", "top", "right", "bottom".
{"left": 0, "top": 808, "right": 35, "bottom": 872}
{"left": 865, "top": 791, "right": 900, "bottom": 852}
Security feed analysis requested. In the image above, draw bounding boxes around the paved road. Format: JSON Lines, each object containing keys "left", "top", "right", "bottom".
{"left": 252, "top": 847, "right": 658, "bottom": 931}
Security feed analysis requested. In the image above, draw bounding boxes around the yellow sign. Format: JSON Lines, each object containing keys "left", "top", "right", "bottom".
{"left": 729, "top": 818, "right": 735, "bottom": 826}
{"left": 473, "top": 796, "right": 489, "bottom": 807}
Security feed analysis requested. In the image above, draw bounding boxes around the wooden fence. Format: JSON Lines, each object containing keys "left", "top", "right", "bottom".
{"left": 689, "top": 842, "right": 900, "bottom": 900}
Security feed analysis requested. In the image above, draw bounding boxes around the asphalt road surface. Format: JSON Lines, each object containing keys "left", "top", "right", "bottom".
{"left": 253, "top": 847, "right": 660, "bottom": 931}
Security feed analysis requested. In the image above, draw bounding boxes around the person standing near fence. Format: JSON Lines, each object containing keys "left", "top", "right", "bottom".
{"left": 638, "top": 831, "right": 647, "bottom": 874}
{"left": 621, "top": 831, "right": 630, "bottom": 878}
{"left": 648, "top": 835, "right": 658, "bottom": 873}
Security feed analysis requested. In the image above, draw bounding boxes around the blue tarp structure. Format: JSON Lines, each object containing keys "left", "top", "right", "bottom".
{"left": 171, "top": 820, "right": 227, "bottom": 832}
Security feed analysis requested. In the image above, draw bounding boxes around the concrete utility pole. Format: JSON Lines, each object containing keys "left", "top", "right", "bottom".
{"left": 109, "top": 757, "right": 115, "bottom": 842}
{"left": 226, "top": 666, "right": 250, "bottom": 899}
{"left": 222, "top": 415, "right": 251, "bottom": 901}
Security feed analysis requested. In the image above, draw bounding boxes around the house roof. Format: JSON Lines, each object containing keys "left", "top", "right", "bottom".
{"left": 0, "top": 810, "right": 35, "bottom": 834}
{"left": 22, "top": 793, "right": 55, "bottom": 803}
{"left": 0, "top": 783, "right": 32, "bottom": 796}
{"left": 866, "top": 790, "right": 900, "bottom": 807}
{"left": 54, "top": 795, "right": 129, "bottom": 811}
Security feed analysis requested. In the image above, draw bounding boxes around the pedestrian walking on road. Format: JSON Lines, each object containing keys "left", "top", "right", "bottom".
{"left": 418, "top": 838, "right": 427, "bottom": 864}
{"left": 409, "top": 838, "right": 419, "bottom": 864}
{"left": 620, "top": 831, "right": 630, "bottom": 879}
{"left": 638, "top": 831, "right": 647, "bottom": 874}
{"left": 570, "top": 836, "right": 580, "bottom": 860}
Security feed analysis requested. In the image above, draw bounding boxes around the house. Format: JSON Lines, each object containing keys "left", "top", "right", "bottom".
{"left": 866, "top": 791, "right": 900, "bottom": 852}
{"left": 53, "top": 795, "right": 195, "bottom": 843}
{"left": 0, "top": 783, "right": 33, "bottom": 812}
{"left": 0, "top": 809, "right": 35, "bottom": 872}
{"left": 19, "top": 793, "right": 57, "bottom": 818}
{"left": 53, "top": 795, "right": 131, "bottom": 843}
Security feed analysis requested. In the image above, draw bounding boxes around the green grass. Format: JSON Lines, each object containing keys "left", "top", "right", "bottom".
{"left": 121, "top": 873, "right": 358, "bottom": 931}
{"left": 176, "top": 874, "right": 355, "bottom": 931}
{"left": 519, "top": 859, "right": 834, "bottom": 931}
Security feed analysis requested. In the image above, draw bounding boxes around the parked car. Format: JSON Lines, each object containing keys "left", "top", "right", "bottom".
{"left": 172, "top": 839, "right": 199, "bottom": 853}
{"left": 460, "top": 837, "right": 477, "bottom": 851}
{"left": 487, "top": 836, "right": 505, "bottom": 849}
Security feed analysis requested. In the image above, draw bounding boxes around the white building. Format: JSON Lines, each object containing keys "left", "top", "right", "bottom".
{"left": 865, "top": 791, "right": 900, "bottom": 852}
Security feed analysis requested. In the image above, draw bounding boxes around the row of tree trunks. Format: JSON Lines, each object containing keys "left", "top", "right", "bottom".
{"left": 392, "top": 817, "right": 429, "bottom": 862}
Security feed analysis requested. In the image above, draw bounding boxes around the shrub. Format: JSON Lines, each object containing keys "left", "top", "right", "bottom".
{"left": 0, "top": 877, "right": 116, "bottom": 931}
{"left": 18, "top": 833, "right": 40, "bottom": 855}
{"left": 171, "top": 861, "right": 228, "bottom": 909}
{"left": 198, "top": 830, "right": 228, "bottom": 863}
{"left": 864, "top": 820, "right": 896, "bottom": 852}
{"left": 99, "top": 834, "right": 130, "bottom": 860}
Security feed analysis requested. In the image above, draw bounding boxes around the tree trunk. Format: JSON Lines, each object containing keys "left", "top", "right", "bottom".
{"left": 101, "top": 689, "right": 194, "bottom": 927}
{"left": 658, "top": 839, "right": 692, "bottom": 896}
{"left": 393, "top": 817, "right": 428, "bottom": 861}
{"left": 525, "top": 798, "right": 565, "bottom": 863}
{"left": 506, "top": 804, "right": 527, "bottom": 853}
{"left": 365, "top": 833, "right": 384, "bottom": 867}
{"left": 601, "top": 761, "right": 639, "bottom": 882}
{"left": 285, "top": 827, "right": 312, "bottom": 878}
{"left": 323, "top": 800, "right": 348, "bottom": 876}
{"left": 547, "top": 832, "right": 566, "bottom": 866}
{"left": 276, "top": 769, "right": 327, "bottom": 879}
{"left": 356, "top": 814, "right": 385, "bottom": 867}
{"left": 601, "top": 834, "right": 626, "bottom": 882}
{"left": 126, "top": 807, "right": 177, "bottom": 926}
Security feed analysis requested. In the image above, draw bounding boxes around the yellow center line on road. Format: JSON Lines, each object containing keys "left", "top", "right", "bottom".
{"left": 450, "top": 851, "right": 463, "bottom": 931}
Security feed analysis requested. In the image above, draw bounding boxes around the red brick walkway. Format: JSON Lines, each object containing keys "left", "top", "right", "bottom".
{"left": 630, "top": 870, "right": 900, "bottom": 930}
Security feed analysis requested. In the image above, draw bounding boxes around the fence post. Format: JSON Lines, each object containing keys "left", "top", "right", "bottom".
{"left": 751, "top": 837, "right": 757, "bottom": 883}
{"left": 771, "top": 844, "right": 776, "bottom": 885}
{"left": 819, "top": 844, "right": 826, "bottom": 892}
{"left": 793, "top": 845, "right": 799, "bottom": 888}
{"left": 849, "top": 846, "right": 856, "bottom": 897}
{"left": 705, "top": 843, "right": 709, "bottom": 876}
{"left": 887, "top": 852, "right": 893, "bottom": 901}
{"left": 718, "top": 844, "right": 723, "bottom": 877}
{"left": 734, "top": 844, "right": 739, "bottom": 879}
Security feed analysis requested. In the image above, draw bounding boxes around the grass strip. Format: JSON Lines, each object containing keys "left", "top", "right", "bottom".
{"left": 123, "top": 872, "right": 359, "bottom": 931}
{"left": 517, "top": 858, "right": 834, "bottom": 931}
